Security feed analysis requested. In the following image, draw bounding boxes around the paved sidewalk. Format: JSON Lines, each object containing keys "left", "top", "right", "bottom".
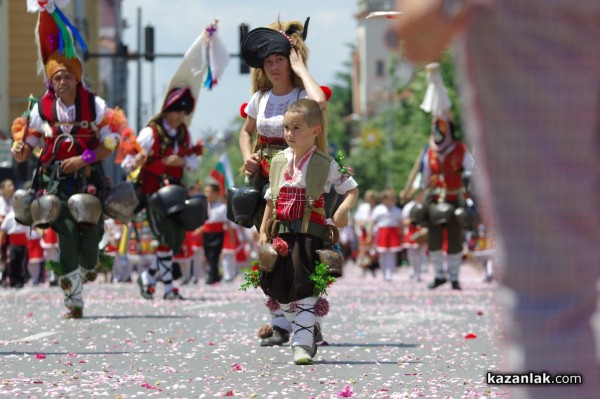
{"left": 0, "top": 263, "right": 507, "bottom": 398}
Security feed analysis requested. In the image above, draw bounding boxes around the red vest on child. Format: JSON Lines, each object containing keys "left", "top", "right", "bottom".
{"left": 139, "top": 122, "right": 189, "bottom": 194}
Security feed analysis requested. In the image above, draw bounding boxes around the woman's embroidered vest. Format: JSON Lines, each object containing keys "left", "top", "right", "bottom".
{"left": 38, "top": 85, "right": 99, "bottom": 165}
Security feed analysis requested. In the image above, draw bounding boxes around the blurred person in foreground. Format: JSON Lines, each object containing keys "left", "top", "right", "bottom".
{"left": 397, "top": 1, "right": 600, "bottom": 398}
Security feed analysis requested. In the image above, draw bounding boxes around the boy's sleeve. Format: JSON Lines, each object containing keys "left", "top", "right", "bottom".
{"left": 328, "top": 161, "right": 358, "bottom": 195}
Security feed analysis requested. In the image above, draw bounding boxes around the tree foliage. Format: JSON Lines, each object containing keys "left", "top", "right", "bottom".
{"left": 326, "top": 52, "right": 461, "bottom": 194}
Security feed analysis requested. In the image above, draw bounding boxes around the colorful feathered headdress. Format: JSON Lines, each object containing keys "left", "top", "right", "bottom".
{"left": 27, "top": 0, "right": 88, "bottom": 83}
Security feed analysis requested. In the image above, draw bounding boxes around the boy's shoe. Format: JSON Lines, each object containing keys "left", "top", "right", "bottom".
{"left": 314, "top": 322, "right": 324, "bottom": 345}
{"left": 64, "top": 307, "right": 83, "bottom": 319}
{"left": 451, "top": 281, "right": 462, "bottom": 290}
{"left": 137, "top": 275, "right": 155, "bottom": 300}
{"left": 163, "top": 288, "right": 184, "bottom": 300}
{"left": 205, "top": 275, "right": 221, "bottom": 285}
{"left": 293, "top": 345, "right": 314, "bottom": 365}
{"left": 428, "top": 277, "right": 448, "bottom": 289}
{"left": 259, "top": 326, "right": 290, "bottom": 346}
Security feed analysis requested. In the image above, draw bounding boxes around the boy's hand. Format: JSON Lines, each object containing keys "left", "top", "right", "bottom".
{"left": 332, "top": 211, "right": 349, "bottom": 228}
{"left": 258, "top": 231, "right": 268, "bottom": 246}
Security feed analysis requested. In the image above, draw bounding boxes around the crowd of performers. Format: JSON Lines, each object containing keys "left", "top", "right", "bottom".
{"left": 5, "top": 1, "right": 494, "bottom": 366}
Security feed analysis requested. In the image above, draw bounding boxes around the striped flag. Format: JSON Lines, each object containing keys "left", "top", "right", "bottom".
{"left": 208, "top": 153, "right": 234, "bottom": 196}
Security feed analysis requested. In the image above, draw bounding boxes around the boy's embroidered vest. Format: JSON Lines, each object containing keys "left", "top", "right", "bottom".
{"left": 427, "top": 141, "right": 466, "bottom": 195}
{"left": 38, "top": 86, "right": 99, "bottom": 165}
{"left": 139, "top": 121, "right": 189, "bottom": 194}
{"left": 269, "top": 149, "right": 331, "bottom": 233}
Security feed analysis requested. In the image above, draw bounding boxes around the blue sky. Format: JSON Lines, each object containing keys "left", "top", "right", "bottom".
{"left": 121, "top": 0, "right": 359, "bottom": 139}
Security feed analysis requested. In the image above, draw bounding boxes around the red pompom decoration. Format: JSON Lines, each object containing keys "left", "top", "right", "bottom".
{"left": 239, "top": 103, "right": 249, "bottom": 118}
{"left": 86, "top": 184, "right": 97, "bottom": 195}
{"left": 314, "top": 297, "right": 330, "bottom": 317}
{"left": 265, "top": 297, "right": 280, "bottom": 312}
{"left": 256, "top": 324, "right": 273, "bottom": 339}
{"left": 320, "top": 86, "right": 332, "bottom": 101}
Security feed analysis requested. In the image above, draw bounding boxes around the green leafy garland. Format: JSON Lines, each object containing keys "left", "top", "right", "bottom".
{"left": 309, "top": 261, "right": 337, "bottom": 297}
{"left": 239, "top": 260, "right": 261, "bottom": 291}
{"left": 334, "top": 150, "right": 354, "bottom": 179}
{"left": 97, "top": 252, "right": 115, "bottom": 273}
{"left": 45, "top": 259, "right": 64, "bottom": 275}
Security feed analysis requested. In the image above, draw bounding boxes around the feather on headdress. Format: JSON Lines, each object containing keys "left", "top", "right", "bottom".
{"left": 152, "top": 20, "right": 230, "bottom": 126}
{"left": 29, "top": 0, "right": 88, "bottom": 82}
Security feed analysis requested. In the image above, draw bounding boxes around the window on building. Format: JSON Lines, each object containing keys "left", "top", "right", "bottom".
{"left": 376, "top": 60, "right": 385, "bottom": 77}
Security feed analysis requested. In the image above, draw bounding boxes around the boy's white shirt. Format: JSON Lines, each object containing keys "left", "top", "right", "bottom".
{"left": 206, "top": 200, "right": 228, "bottom": 224}
{"left": 0, "top": 211, "right": 29, "bottom": 235}
{"left": 264, "top": 147, "right": 358, "bottom": 200}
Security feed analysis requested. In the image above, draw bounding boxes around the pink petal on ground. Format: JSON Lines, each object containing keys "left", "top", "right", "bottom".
{"left": 338, "top": 384, "right": 354, "bottom": 397}
{"left": 35, "top": 353, "right": 46, "bottom": 359}
{"left": 465, "top": 333, "right": 477, "bottom": 339}
{"left": 141, "top": 382, "right": 163, "bottom": 391}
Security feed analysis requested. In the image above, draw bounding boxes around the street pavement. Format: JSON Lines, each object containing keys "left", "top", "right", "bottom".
{"left": 0, "top": 262, "right": 507, "bottom": 398}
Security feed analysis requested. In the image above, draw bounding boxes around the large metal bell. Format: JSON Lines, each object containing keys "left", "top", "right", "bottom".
{"left": 12, "top": 189, "right": 35, "bottom": 226}
{"left": 30, "top": 194, "right": 62, "bottom": 229}
{"left": 68, "top": 193, "right": 103, "bottom": 226}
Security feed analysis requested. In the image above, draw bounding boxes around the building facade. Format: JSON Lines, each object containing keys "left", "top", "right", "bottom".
{"left": 353, "top": 0, "right": 399, "bottom": 118}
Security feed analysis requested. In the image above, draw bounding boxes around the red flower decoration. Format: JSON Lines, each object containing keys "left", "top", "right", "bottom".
{"left": 86, "top": 184, "right": 97, "bottom": 195}
{"left": 191, "top": 139, "right": 203, "bottom": 156}
{"left": 464, "top": 333, "right": 477, "bottom": 340}
{"left": 320, "top": 85, "right": 332, "bottom": 101}
{"left": 239, "top": 103, "right": 248, "bottom": 118}
{"left": 272, "top": 237, "right": 289, "bottom": 257}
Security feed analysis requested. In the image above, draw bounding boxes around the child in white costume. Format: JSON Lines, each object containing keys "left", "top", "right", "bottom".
{"left": 371, "top": 189, "right": 403, "bottom": 282}
{"left": 259, "top": 99, "right": 358, "bottom": 365}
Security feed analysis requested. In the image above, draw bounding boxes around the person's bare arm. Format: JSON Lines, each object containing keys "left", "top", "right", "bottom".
{"left": 289, "top": 49, "right": 327, "bottom": 108}
{"left": 11, "top": 142, "right": 34, "bottom": 163}
{"left": 259, "top": 199, "right": 274, "bottom": 245}
{"left": 332, "top": 188, "right": 359, "bottom": 228}
{"left": 239, "top": 116, "right": 260, "bottom": 175}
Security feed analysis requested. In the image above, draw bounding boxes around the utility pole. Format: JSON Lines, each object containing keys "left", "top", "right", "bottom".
{"left": 136, "top": 7, "right": 142, "bottom": 132}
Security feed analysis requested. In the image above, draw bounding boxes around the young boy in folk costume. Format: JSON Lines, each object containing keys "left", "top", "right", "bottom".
{"left": 121, "top": 21, "right": 227, "bottom": 299}
{"left": 417, "top": 63, "right": 474, "bottom": 290}
{"left": 125, "top": 87, "right": 200, "bottom": 300}
{"left": 259, "top": 99, "right": 358, "bottom": 365}
{"left": 11, "top": 1, "right": 125, "bottom": 318}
